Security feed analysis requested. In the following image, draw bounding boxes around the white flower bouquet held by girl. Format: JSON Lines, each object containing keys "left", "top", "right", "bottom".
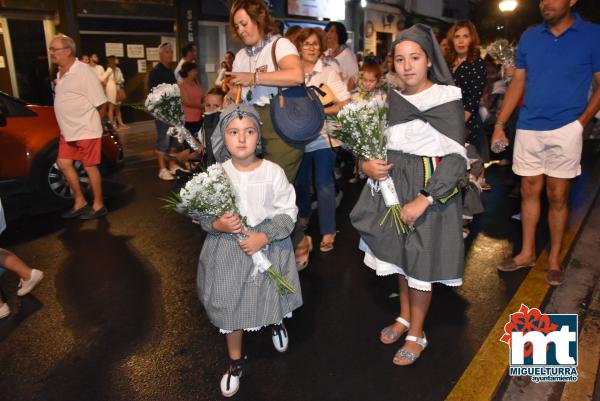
{"left": 145, "top": 83, "right": 200, "bottom": 151}
{"left": 331, "top": 99, "right": 409, "bottom": 235}
{"left": 164, "top": 163, "right": 296, "bottom": 295}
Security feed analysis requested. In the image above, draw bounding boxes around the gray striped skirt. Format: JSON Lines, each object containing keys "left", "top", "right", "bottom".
{"left": 197, "top": 233, "right": 303, "bottom": 332}
{"left": 350, "top": 151, "right": 465, "bottom": 286}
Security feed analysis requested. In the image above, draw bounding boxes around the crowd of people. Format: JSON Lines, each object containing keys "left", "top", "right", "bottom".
{"left": 1, "top": 0, "right": 599, "bottom": 398}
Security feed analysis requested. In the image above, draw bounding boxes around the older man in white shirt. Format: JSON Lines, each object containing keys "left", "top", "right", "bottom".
{"left": 50, "top": 34, "right": 108, "bottom": 219}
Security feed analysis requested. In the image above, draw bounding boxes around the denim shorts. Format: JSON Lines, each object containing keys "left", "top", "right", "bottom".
{"left": 155, "top": 120, "right": 180, "bottom": 152}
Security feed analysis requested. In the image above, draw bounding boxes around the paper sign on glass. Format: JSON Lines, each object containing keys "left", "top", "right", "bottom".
{"left": 127, "top": 44, "right": 145, "bottom": 58}
{"left": 105, "top": 42, "right": 124, "bottom": 57}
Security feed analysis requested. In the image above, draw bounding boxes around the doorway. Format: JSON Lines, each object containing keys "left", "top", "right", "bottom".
{"left": 376, "top": 31, "right": 393, "bottom": 61}
{"left": 197, "top": 21, "right": 242, "bottom": 92}
{"left": 6, "top": 18, "right": 53, "bottom": 105}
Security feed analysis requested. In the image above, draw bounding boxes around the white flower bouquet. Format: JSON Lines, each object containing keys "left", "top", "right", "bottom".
{"left": 145, "top": 83, "right": 200, "bottom": 151}
{"left": 332, "top": 99, "right": 409, "bottom": 235}
{"left": 165, "top": 163, "right": 296, "bottom": 295}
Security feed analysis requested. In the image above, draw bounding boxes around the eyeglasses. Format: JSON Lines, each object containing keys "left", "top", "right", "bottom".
{"left": 302, "top": 42, "right": 320, "bottom": 49}
{"left": 48, "top": 47, "right": 68, "bottom": 52}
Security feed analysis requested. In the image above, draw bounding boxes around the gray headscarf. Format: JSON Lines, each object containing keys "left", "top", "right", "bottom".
{"left": 211, "top": 104, "right": 264, "bottom": 162}
{"left": 391, "top": 23, "right": 454, "bottom": 86}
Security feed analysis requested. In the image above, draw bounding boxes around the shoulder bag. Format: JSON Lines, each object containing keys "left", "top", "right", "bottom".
{"left": 269, "top": 38, "right": 325, "bottom": 145}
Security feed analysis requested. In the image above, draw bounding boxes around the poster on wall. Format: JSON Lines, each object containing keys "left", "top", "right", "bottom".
{"left": 137, "top": 59, "right": 147, "bottom": 73}
{"left": 105, "top": 42, "right": 124, "bottom": 57}
{"left": 160, "top": 36, "right": 177, "bottom": 61}
{"left": 127, "top": 44, "right": 145, "bottom": 58}
{"left": 146, "top": 47, "right": 160, "bottom": 61}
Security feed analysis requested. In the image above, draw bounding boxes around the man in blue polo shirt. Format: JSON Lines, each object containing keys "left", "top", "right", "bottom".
{"left": 492, "top": 0, "right": 600, "bottom": 285}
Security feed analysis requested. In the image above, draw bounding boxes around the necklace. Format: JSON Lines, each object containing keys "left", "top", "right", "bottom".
{"left": 245, "top": 35, "right": 279, "bottom": 102}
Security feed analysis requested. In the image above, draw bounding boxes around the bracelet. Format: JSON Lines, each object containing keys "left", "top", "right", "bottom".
{"left": 419, "top": 189, "right": 434, "bottom": 205}
{"left": 495, "top": 120, "right": 505, "bottom": 128}
{"left": 253, "top": 71, "right": 257, "bottom": 86}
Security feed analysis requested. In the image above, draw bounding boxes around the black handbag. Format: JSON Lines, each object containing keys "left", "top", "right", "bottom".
{"left": 269, "top": 38, "right": 325, "bottom": 145}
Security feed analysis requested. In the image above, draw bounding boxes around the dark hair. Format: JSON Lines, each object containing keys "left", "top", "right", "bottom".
{"left": 225, "top": 51, "right": 235, "bottom": 59}
{"left": 360, "top": 61, "right": 383, "bottom": 79}
{"left": 230, "top": 0, "right": 277, "bottom": 39}
{"left": 294, "top": 27, "right": 326, "bottom": 57}
{"left": 207, "top": 87, "right": 226, "bottom": 98}
{"left": 181, "top": 42, "right": 196, "bottom": 57}
{"left": 284, "top": 25, "right": 302, "bottom": 42}
{"left": 179, "top": 61, "right": 198, "bottom": 78}
{"left": 446, "top": 20, "right": 481, "bottom": 64}
{"left": 325, "top": 21, "right": 348, "bottom": 46}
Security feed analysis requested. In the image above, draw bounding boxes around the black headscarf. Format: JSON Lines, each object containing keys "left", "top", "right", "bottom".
{"left": 391, "top": 23, "right": 454, "bottom": 86}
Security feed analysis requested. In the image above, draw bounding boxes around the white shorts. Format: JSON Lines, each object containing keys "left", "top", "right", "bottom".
{"left": 513, "top": 120, "right": 583, "bottom": 179}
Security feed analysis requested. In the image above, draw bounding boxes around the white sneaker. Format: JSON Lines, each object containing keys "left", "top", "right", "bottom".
{"left": 0, "top": 302, "right": 9, "bottom": 319}
{"left": 169, "top": 165, "right": 190, "bottom": 174}
{"left": 17, "top": 269, "right": 44, "bottom": 296}
{"left": 271, "top": 323, "right": 289, "bottom": 353}
{"left": 220, "top": 360, "right": 245, "bottom": 397}
{"left": 158, "top": 168, "right": 175, "bottom": 181}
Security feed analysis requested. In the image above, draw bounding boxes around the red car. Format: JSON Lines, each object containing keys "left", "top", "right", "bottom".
{"left": 0, "top": 91, "right": 124, "bottom": 215}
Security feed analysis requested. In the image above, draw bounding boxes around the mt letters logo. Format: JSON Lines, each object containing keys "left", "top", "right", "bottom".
{"left": 500, "top": 304, "right": 578, "bottom": 383}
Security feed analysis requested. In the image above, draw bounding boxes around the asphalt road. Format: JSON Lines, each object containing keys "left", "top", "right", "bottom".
{"left": 0, "top": 157, "right": 582, "bottom": 401}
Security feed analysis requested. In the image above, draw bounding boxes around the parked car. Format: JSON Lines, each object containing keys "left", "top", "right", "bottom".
{"left": 0, "top": 91, "right": 124, "bottom": 214}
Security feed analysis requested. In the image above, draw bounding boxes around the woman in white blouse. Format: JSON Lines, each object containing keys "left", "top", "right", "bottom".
{"left": 227, "top": 0, "right": 311, "bottom": 267}
{"left": 325, "top": 21, "right": 359, "bottom": 92}
{"left": 294, "top": 27, "right": 350, "bottom": 253}
{"left": 100, "top": 56, "right": 118, "bottom": 127}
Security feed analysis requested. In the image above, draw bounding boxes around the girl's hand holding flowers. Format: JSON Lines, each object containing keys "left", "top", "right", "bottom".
{"left": 362, "top": 159, "right": 394, "bottom": 181}
{"left": 239, "top": 232, "right": 269, "bottom": 256}
{"left": 213, "top": 213, "right": 243, "bottom": 234}
{"left": 400, "top": 196, "right": 430, "bottom": 229}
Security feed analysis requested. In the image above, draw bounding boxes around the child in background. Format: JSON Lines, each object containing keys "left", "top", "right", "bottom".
{"left": 197, "top": 104, "right": 302, "bottom": 397}
{"left": 201, "top": 87, "right": 226, "bottom": 167}
{"left": 348, "top": 61, "right": 386, "bottom": 183}
{"left": 350, "top": 24, "right": 467, "bottom": 366}
{"left": 353, "top": 61, "right": 386, "bottom": 103}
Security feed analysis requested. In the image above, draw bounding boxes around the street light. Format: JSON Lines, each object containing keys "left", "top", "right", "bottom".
{"left": 499, "top": 0, "right": 518, "bottom": 38}
{"left": 499, "top": 0, "right": 518, "bottom": 12}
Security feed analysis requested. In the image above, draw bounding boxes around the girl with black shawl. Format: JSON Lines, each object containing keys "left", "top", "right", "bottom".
{"left": 349, "top": 24, "right": 468, "bottom": 366}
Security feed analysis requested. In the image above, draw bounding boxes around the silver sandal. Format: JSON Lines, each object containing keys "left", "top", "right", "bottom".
{"left": 379, "top": 317, "right": 410, "bottom": 344}
{"left": 393, "top": 332, "right": 428, "bottom": 366}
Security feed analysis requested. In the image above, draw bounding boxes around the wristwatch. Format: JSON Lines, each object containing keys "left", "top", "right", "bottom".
{"left": 419, "top": 189, "right": 434, "bottom": 205}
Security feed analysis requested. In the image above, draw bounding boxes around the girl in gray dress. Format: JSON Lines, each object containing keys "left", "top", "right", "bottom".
{"left": 197, "top": 105, "right": 302, "bottom": 397}
{"left": 350, "top": 24, "right": 468, "bottom": 366}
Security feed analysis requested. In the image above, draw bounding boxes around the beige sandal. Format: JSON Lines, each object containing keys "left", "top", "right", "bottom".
{"left": 319, "top": 233, "right": 336, "bottom": 253}
{"left": 295, "top": 235, "right": 313, "bottom": 271}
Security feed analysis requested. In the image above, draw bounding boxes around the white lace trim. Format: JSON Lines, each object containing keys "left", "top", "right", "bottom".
{"left": 358, "top": 239, "right": 463, "bottom": 292}
{"left": 218, "top": 312, "right": 293, "bottom": 334}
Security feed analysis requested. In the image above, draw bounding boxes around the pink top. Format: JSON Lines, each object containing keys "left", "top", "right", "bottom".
{"left": 180, "top": 79, "right": 203, "bottom": 122}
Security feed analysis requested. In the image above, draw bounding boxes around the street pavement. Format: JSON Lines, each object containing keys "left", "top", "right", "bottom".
{"left": 0, "top": 124, "right": 598, "bottom": 401}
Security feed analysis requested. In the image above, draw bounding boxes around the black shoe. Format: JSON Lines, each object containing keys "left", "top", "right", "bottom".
{"left": 80, "top": 207, "right": 108, "bottom": 220}
{"left": 61, "top": 205, "right": 91, "bottom": 219}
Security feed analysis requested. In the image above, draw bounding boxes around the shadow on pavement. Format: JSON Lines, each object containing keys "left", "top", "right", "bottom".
{"left": 43, "top": 218, "right": 160, "bottom": 401}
